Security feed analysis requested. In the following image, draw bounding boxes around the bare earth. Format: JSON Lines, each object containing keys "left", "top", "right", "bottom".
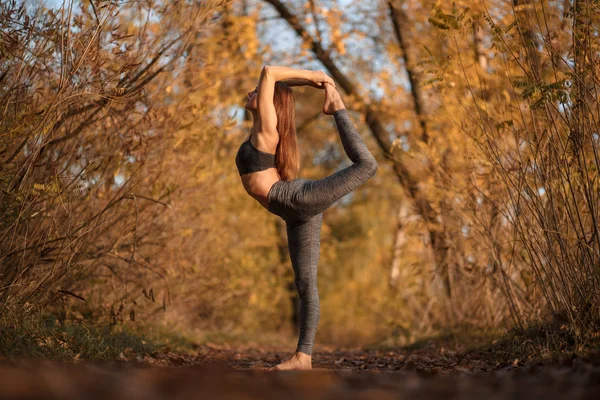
{"left": 1, "top": 343, "right": 599, "bottom": 399}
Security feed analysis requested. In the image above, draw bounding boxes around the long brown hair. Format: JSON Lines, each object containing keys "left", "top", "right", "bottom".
{"left": 273, "top": 82, "right": 299, "bottom": 180}
{"left": 250, "top": 81, "right": 299, "bottom": 181}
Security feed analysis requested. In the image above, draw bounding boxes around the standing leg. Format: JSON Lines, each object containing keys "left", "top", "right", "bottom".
{"left": 268, "top": 212, "right": 323, "bottom": 371}
{"left": 286, "top": 212, "right": 323, "bottom": 356}
{"left": 293, "top": 109, "right": 378, "bottom": 219}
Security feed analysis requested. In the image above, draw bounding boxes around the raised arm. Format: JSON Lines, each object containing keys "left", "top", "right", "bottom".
{"left": 257, "top": 66, "right": 335, "bottom": 137}
{"left": 280, "top": 78, "right": 322, "bottom": 88}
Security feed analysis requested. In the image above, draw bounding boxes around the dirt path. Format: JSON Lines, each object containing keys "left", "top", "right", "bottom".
{"left": 1, "top": 343, "right": 599, "bottom": 399}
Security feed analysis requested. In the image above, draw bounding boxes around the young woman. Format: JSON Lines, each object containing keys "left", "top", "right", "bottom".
{"left": 235, "top": 66, "right": 378, "bottom": 370}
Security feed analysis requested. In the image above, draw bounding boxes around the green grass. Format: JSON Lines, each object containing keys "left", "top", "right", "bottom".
{"left": 0, "top": 303, "right": 196, "bottom": 362}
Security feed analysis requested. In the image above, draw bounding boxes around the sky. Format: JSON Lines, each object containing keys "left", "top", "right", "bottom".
{"left": 34, "top": 0, "right": 63, "bottom": 9}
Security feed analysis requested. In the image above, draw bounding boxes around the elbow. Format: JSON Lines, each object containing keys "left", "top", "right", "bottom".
{"left": 261, "top": 65, "right": 274, "bottom": 78}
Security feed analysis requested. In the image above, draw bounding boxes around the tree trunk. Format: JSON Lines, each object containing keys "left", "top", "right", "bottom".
{"left": 390, "top": 202, "right": 419, "bottom": 286}
{"left": 513, "top": 0, "right": 541, "bottom": 79}
{"left": 386, "top": 0, "right": 428, "bottom": 143}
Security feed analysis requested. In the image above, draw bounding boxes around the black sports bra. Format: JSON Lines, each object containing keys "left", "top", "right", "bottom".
{"left": 235, "top": 134, "right": 277, "bottom": 176}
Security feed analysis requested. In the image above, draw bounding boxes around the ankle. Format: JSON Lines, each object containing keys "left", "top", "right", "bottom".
{"left": 295, "top": 351, "right": 312, "bottom": 361}
{"left": 332, "top": 101, "right": 345, "bottom": 112}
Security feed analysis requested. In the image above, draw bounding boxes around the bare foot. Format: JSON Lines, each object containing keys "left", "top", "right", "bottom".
{"left": 323, "top": 82, "right": 345, "bottom": 115}
{"left": 267, "top": 352, "right": 312, "bottom": 371}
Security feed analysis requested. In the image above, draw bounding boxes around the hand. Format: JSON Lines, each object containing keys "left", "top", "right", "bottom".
{"left": 310, "top": 70, "right": 335, "bottom": 89}
{"left": 322, "top": 82, "right": 345, "bottom": 115}
{"left": 306, "top": 80, "right": 326, "bottom": 89}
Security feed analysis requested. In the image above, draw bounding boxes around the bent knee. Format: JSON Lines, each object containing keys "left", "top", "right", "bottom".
{"left": 360, "top": 156, "right": 378, "bottom": 179}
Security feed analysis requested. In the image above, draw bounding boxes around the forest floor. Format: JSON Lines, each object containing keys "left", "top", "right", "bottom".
{"left": 2, "top": 336, "right": 600, "bottom": 399}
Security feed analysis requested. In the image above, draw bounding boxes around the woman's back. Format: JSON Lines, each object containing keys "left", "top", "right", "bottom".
{"left": 236, "top": 133, "right": 281, "bottom": 210}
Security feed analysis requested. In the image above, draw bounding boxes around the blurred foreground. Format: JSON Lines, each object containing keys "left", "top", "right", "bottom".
{"left": 1, "top": 343, "right": 599, "bottom": 400}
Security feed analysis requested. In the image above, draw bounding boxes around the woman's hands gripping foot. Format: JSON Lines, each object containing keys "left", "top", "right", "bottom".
{"left": 322, "top": 82, "right": 346, "bottom": 115}
{"left": 267, "top": 351, "right": 312, "bottom": 371}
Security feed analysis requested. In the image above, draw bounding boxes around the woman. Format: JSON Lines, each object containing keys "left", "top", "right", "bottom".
{"left": 235, "top": 66, "right": 378, "bottom": 370}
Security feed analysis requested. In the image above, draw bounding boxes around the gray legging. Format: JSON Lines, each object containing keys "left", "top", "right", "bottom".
{"left": 267, "top": 108, "right": 378, "bottom": 355}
